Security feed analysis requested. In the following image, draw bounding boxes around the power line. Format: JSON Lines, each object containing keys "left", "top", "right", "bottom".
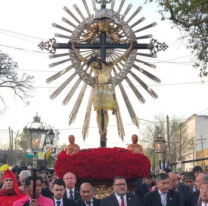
{"left": 197, "top": 108, "right": 208, "bottom": 115}
{"left": 0, "top": 31, "right": 38, "bottom": 43}
{"left": 33, "top": 81, "right": 208, "bottom": 89}
{"left": 0, "top": 28, "right": 47, "bottom": 41}
{"left": 0, "top": 44, "right": 48, "bottom": 56}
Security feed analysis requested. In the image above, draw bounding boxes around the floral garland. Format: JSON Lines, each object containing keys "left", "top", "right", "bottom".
{"left": 55, "top": 147, "right": 150, "bottom": 180}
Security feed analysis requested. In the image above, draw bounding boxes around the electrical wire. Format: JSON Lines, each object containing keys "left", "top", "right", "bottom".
{"left": 0, "top": 31, "right": 38, "bottom": 43}
{"left": 197, "top": 108, "right": 208, "bottom": 115}
{"left": 33, "top": 81, "right": 208, "bottom": 89}
{"left": 0, "top": 44, "right": 48, "bottom": 56}
{"left": 0, "top": 28, "right": 47, "bottom": 41}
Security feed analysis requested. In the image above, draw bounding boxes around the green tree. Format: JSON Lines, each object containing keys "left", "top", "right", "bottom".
{"left": 141, "top": 114, "right": 194, "bottom": 168}
{"left": 146, "top": 0, "right": 208, "bottom": 77}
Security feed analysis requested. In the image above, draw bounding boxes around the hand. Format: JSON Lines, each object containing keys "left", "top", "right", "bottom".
{"left": 130, "top": 41, "right": 137, "bottom": 49}
{"left": 68, "top": 41, "right": 74, "bottom": 50}
{"left": 30, "top": 199, "right": 39, "bottom": 206}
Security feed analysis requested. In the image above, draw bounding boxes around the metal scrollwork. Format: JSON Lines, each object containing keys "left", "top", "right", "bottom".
{"left": 150, "top": 39, "right": 168, "bottom": 54}
{"left": 38, "top": 38, "right": 56, "bottom": 54}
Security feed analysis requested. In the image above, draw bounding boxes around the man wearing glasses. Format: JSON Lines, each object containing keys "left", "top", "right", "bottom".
{"left": 199, "top": 183, "right": 208, "bottom": 206}
{"left": 101, "top": 176, "right": 142, "bottom": 206}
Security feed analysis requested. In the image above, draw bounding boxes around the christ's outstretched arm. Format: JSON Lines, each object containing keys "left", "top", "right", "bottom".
{"left": 112, "top": 42, "right": 136, "bottom": 66}
{"left": 70, "top": 43, "right": 88, "bottom": 63}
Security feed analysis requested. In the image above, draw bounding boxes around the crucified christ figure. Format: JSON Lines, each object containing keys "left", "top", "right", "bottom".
{"left": 71, "top": 42, "right": 135, "bottom": 141}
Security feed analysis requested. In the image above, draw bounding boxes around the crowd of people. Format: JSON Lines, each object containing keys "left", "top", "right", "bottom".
{"left": 0, "top": 164, "right": 207, "bottom": 206}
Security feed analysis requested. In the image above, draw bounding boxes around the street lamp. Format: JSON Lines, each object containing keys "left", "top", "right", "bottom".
{"left": 25, "top": 113, "right": 54, "bottom": 199}
{"left": 154, "top": 134, "right": 166, "bottom": 170}
{"left": 44, "top": 129, "right": 55, "bottom": 168}
{"left": 47, "top": 129, "right": 55, "bottom": 144}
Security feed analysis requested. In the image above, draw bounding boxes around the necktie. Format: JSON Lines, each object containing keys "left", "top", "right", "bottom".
{"left": 56, "top": 201, "right": 61, "bottom": 206}
{"left": 160, "top": 193, "right": 167, "bottom": 206}
{"left": 69, "top": 190, "right": 74, "bottom": 200}
{"left": 121, "top": 196, "right": 125, "bottom": 206}
{"left": 86, "top": 201, "right": 91, "bottom": 206}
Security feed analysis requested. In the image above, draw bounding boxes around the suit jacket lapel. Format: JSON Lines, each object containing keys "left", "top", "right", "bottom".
{"left": 126, "top": 194, "right": 132, "bottom": 206}
{"left": 112, "top": 194, "right": 120, "bottom": 206}
{"left": 81, "top": 199, "right": 87, "bottom": 206}
{"left": 153, "top": 191, "right": 163, "bottom": 206}
{"left": 167, "top": 191, "right": 173, "bottom": 206}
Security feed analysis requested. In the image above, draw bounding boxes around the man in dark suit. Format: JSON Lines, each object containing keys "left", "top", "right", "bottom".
{"left": 143, "top": 173, "right": 182, "bottom": 206}
{"left": 139, "top": 174, "right": 153, "bottom": 202}
{"left": 134, "top": 178, "right": 143, "bottom": 197}
{"left": 190, "top": 173, "right": 208, "bottom": 206}
{"left": 169, "top": 172, "right": 190, "bottom": 206}
{"left": 42, "top": 176, "right": 57, "bottom": 197}
{"left": 63, "top": 172, "right": 81, "bottom": 201}
{"left": 183, "top": 172, "right": 195, "bottom": 193}
{"left": 101, "top": 176, "right": 143, "bottom": 206}
{"left": 75, "top": 182, "right": 101, "bottom": 206}
{"left": 51, "top": 179, "right": 75, "bottom": 206}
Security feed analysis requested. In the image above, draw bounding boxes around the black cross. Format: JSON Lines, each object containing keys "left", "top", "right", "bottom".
{"left": 52, "top": 32, "right": 152, "bottom": 147}
{"left": 54, "top": 32, "right": 152, "bottom": 62}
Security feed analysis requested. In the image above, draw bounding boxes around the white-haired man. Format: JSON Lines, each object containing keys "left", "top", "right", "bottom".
{"left": 63, "top": 172, "right": 80, "bottom": 201}
{"left": 19, "top": 170, "right": 31, "bottom": 193}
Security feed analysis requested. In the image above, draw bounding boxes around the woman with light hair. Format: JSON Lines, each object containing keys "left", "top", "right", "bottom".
{"left": 19, "top": 170, "right": 31, "bottom": 192}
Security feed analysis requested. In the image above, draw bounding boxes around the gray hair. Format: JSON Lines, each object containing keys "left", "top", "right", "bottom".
{"left": 19, "top": 170, "right": 31, "bottom": 179}
{"left": 156, "top": 173, "right": 169, "bottom": 182}
{"left": 63, "top": 172, "right": 76, "bottom": 181}
{"left": 80, "top": 182, "right": 93, "bottom": 191}
{"left": 202, "top": 175, "right": 208, "bottom": 184}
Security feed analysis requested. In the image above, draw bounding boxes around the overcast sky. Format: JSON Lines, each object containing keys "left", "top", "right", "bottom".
{"left": 0, "top": 0, "right": 207, "bottom": 150}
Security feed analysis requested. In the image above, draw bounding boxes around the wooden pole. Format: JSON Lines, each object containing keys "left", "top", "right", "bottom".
{"left": 167, "top": 115, "right": 171, "bottom": 164}
{"left": 179, "top": 122, "right": 182, "bottom": 172}
{"left": 32, "top": 152, "right": 37, "bottom": 199}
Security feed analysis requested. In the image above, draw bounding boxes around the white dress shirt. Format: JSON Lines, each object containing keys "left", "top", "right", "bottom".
{"left": 202, "top": 202, "right": 208, "bottom": 206}
{"left": 66, "top": 188, "right": 75, "bottom": 199}
{"left": 158, "top": 189, "right": 167, "bottom": 206}
{"left": 84, "top": 198, "right": 94, "bottom": 206}
{"left": 115, "top": 194, "right": 127, "bottom": 206}
{"left": 54, "top": 197, "right": 63, "bottom": 206}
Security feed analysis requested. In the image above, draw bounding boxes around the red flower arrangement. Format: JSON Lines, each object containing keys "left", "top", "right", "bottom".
{"left": 55, "top": 147, "right": 150, "bottom": 181}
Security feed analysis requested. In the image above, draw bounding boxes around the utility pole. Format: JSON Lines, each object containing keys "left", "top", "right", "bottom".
{"left": 196, "top": 135, "right": 206, "bottom": 170}
{"left": 179, "top": 123, "right": 182, "bottom": 161}
{"left": 9, "top": 127, "right": 13, "bottom": 165}
{"left": 200, "top": 135, "right": 205, "bottom": 170}
{"left": 167, "top": 115, "right": 171, "bottom": 165}
{"left": 179, "top": 122, "right": 182, "bottom": 172}
{"left": 192, "top": 137, "right": 195, "bottom": 166}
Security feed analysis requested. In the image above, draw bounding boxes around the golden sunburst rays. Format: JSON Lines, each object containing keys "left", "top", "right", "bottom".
{"left": 52, "top": 23, "right": 73, "bottom": 33}
{"left": 117, "top": 0, "right": 125, "bottom": 14}
{"left": 134, "top": 22, "right": 157, "bottom": 33}
{"left": 111, "top": 52, "right": 159, "bottom": 99}
{"left": 126, "top": 6, "right": 142, "bottom": 24}
{"left": 68, "top": 70, "right": 93, "bottom": 126}
{"left": 45, "top": 0, "right": 163, "bottom": 139}
{"left": 112, "top": 67, "right": 140, "bottom": 128}
{"left": 109, "top": 53, "right": 145, "bottom": 103}
{"left": 82, "top": 0, "right": 91, "bottom": 17}
{"left": 122, "top": 4, "right": 132, "bottom": 19}
{"left": 63, "top": 6, "right": 80, "bottom": 24}
{"left": 91, "top": 0, "right": 96, "bottom": 11}
{"left": 82, "top": 88, "right": 93, "bottom": 140}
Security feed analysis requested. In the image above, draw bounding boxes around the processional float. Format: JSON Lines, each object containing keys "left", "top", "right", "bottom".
{"left": 39, "top": 0, "right": 168, "bottom": 147}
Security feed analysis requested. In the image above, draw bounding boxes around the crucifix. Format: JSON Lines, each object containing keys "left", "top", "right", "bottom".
{"left": 39, "top": 0, "right": 168, "bottom": 147}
